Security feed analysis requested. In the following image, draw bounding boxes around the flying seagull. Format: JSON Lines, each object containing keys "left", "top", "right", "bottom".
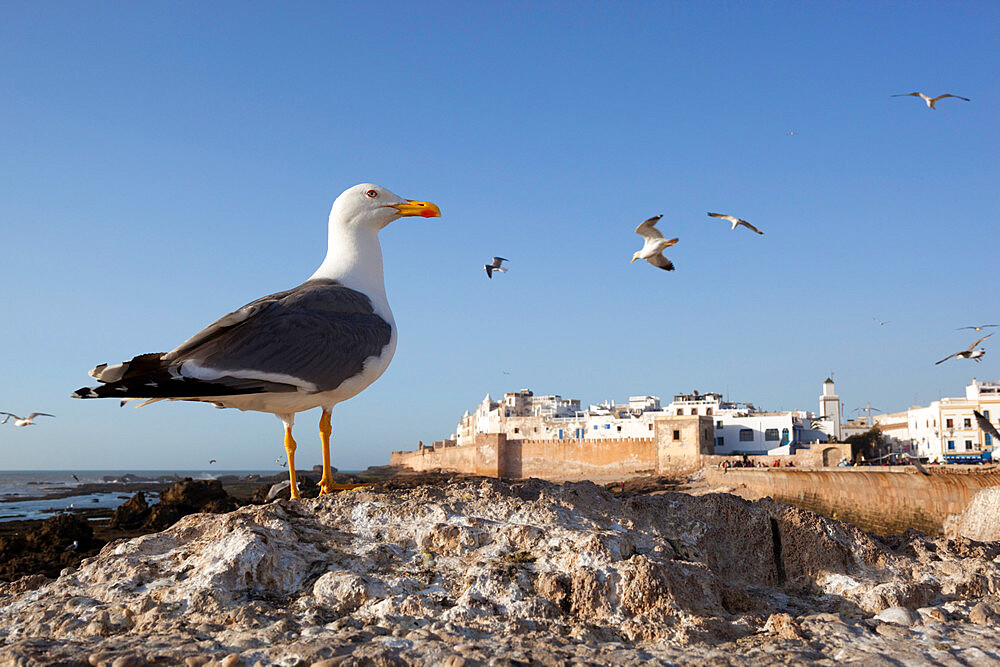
{"left": 958, "top": 325, "right": 998, "bottom": 332}
{"left": 874, "top": 319, "right": 890, "bottom": 326}
{"left": 72, "top": 183, "right": 441, "bottom": 499}
{"left": 484, "top": 256, "right": 508, "bottom": 279}
{"left": 973, "top": 410, "right": 1000, "bottom": 442}
{"left": 631, "top": 215, "right": 679, "bottom": 271}
{"left": 0, "top": 412, "right": 55, "bottom": 427}
{"left": 934, "top": 334, "right": 992, "bottom": 365}
{"left": 209, "top": 459, "right": 217, "bottom": 465}
{"left": 707, "top": 212, "right": 764, "bottom": 235}
{"left": 892, "top": 92, "right": 970, "bottom": 109}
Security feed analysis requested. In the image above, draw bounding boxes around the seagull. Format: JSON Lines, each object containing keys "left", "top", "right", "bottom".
{"left": 973, "top": 410, "right": 1000, "bottom": 442}
{"left": 72, "top": 183, "right": 440, "bottom": 499}
{"left": 208, "top": 459, "right": 216, "bottom": 465}
{"left": 64, "top": 540, "right": 79, "bottom": 552}
{"left": 958, "top": 325, "right": 998, "bottom": 332}
{"left": 631, "top": 215, "right": 679, "bottom": 271}
{"left": 0, "top": 412, "right": 55, "bottom": 427}
{"left": 708, "top": 212, "right": 764, "bottom": 235}
{"left": 934, "top": 334, "right": 992, "bottom": 365}
{"left": 874, "top": 319, "right": 890, "bottom": 326}
{"left": 71, "top": 474, "right": 80, "bottom": 482}
{"left": 892, "top": 92, "right": 970, "bottom": 109}
{"left": 787, "top": 131, "right": 797, "bottom": 136}
{"left": 483, "top": 257, "right": 508, "bottom": 279}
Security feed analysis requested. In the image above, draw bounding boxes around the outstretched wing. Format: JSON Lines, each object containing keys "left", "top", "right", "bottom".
{"left": 492, "top": 257, "right": 508, "bottom": 266}
{"left": 635, "top": 215, "right": 664, "bottom": 240}
{"left": 935, "top": 351, "right": 960, "bottom": 365}
{"left": 647, "top": 253, "right": 675, "bottom": 271}
{"left": 74, "top": 278, "right": 393, "bottom": 400}
{"left": 891, "top": 92, "right": 923, "bottom": 98}
{"left": 737, "top": 220, "right": 764, "bottom": 235}
{"left": 967, "top": 333, "right": 993, "bottom": 351}
{"left": 24, "top": 413, "right": 54, "bottom": 420}
{"left": 974, "top": 410, "right": 1000, "bottom": 441}
{"left": 931, "top": 94, "right": 970, "bottom": 103}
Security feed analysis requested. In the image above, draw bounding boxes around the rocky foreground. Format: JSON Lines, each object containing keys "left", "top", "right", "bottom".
{"left": 2, "top": 479, "right": 1000, "bottom": 665}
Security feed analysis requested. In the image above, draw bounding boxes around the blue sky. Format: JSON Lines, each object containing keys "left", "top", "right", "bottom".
{"left": 1, "top": 2, "right": 998, "bottom": 470}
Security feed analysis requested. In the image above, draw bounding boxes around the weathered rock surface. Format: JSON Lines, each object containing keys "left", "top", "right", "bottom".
{"left": 945, "top": 486, "right": 1000, "bottom": 543}
{"left": 1, "top": 478, "right": 1000, "bottom": 665}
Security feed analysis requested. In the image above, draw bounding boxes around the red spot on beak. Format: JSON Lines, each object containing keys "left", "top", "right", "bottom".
{"left": 420, "top": 209, "right": 436, "bottom": 218}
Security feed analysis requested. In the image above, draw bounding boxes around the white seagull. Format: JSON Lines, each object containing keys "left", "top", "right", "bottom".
{"left": 934, "top": 334, "right": 992, "bottom": 365}
{"left": 73, "top": 183, "right": 441, "bottom": 499}
{"left": 484, "top": 256, "right": 508, "bottom": 279}
{"left": 958, "top": 324, "right": 998, "bottom": 332}
{"left": 892, "top": 92, "right": 970, "bottom": 109}
{"left": 631, "top": 215, "right": 679, "bottom": 271}
{"left": 708, "top": 212, "right": 764, "bottom": 235}
{"left": 0, "top": 412, "right": 55, "bottom": 427}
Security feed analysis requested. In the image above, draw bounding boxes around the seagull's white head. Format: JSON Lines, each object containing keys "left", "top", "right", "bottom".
{"left": 330, "top": 183, "right": 441, "bottom": 232}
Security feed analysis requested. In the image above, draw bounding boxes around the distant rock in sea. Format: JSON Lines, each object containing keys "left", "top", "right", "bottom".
{"left": 1, "top": 479, "right": 999, "bottom": 664}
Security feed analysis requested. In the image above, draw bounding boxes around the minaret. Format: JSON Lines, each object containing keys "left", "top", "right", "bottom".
{"left": 819, "top": 378, "right": 841, "bottom": 441}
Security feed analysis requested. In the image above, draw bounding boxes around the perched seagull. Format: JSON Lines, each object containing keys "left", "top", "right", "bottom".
{"left": 0, "top": 412, "right": 55, "bottom": 427}
{"left": 631, "top": 215, "right": 679, "bottom": 271}
{"left": 72, "top": 183, "right": 440, "bottom": 499}
{"left": 892, "top": 92, "right": 970, "bottom": 109}
{"left": 707, "top": 212, "right": 764, "bottom": 235}
{"left": 64, "top": 540, "right": 79, "bottom": 552}
{"left": 483, "top": 256, "right": 508, "bottom": 279}
{"left": 973, "top": 410, "right": 1000, "bottom": 441}
{"left": 958, "top": 324, "right": 998, "bottom": 332}
{"left": 934, "top": 334, "right": 992, "bottom": 365}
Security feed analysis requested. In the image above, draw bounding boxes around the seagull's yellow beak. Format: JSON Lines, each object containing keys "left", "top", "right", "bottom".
{"left": 392, "top": 200, "right": 441, "bottom": 218}
{"left": 630, "top": 257, "right": 638, "bottom": 263}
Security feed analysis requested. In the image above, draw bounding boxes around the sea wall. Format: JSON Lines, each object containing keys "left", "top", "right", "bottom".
{"left": 705, "top": 466, "right": 1000, "bottom": 536}
{"left": 501, "top": 437, "right": 656, "bottom": 481}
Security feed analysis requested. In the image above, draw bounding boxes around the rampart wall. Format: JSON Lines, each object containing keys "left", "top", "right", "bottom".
{"left": 705, "top": 466, "right": 1000, "bottom": 536}
{"left": 502, "top": 437, "right": 656, "bottom": 480}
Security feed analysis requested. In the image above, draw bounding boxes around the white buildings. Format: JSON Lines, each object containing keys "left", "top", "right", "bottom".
{"left": 818, "top": 378, "right": 842, "bottom": 441}
{"left": 874, "top": 379, "right": 1000, "bottom": 462}
{"left": 450, "top": 385, "right": 829, "bottom": 454}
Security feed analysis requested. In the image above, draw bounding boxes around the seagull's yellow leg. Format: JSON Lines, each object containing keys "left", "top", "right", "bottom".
{"left": 318, "top": 409, "right": 334, "bottom": 495}
{"left": 284, "top": 426, "right": 301, "bottom": 499}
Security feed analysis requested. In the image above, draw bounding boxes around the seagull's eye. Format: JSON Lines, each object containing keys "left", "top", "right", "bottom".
{"left": 365, "top": 189, "right": 379, "bottom": 198}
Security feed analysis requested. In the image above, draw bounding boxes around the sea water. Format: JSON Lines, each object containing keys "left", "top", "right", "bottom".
{"left": 0, "top": 470, "right": 276, "bottom": 522}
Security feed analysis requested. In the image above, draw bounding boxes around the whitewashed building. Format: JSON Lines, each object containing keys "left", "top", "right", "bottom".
{"left": 873, "top": 379, "right": 1000, "bottom": 462}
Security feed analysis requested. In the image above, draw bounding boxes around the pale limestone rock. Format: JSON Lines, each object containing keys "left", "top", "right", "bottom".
{"left": 1, "top": 479, "right": 1000, "bottom": 664}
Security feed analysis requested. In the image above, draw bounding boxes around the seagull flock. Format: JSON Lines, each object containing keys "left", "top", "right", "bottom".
{"left": 0, "top": 86, "right": 982, "bottom": 497}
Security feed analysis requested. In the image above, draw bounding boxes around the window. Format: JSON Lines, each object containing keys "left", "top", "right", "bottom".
{"left": 716, "top": 421, "right": 723, "bottom": 429}
{"left": 648, "top": 424, "right": 653, "bottom": 431}
{"left": 946, "top": 418, "right": 953, "bottom": 428}
{"left": 985, "top": 410, "right": 991, "bottom": 419}
{"left": 716, "top": 436, "right": 725, "bottom": 448}
{"left": 986, "top": 433, "right": 993, "bottom": 447}
{"left": 947, "top": 440, "right": 955, "bottom": 450}
{"left": 765, "top": 429, "right": 780, "bottom": 441}
{"left": 964, "top": 418, "right": 972, "bottom": 428}
{"left": 604, "top": 424, "right": 610, "bottom": 429}
{"left": 691, "top": 408, "right": 698, "bottom": 415}
{"left": 704, "top": 429, "right": 711, "bottom": 440}
{"left": 966, "top": 440, "right": 973, "bottom": 450}
{"left": 707, "top": 408, "right": 713, "bottom": 415}
{"left": 616, "top": 426, "right": 621, "bottom": 432}
{"left": 677, "top": 409, "right": 684, "bottom": 416}
{"left": 593, "top": 425, "right": 598, "bottom": 430}
{"left": 513, "top": 427, "right": 519, "bottom": 434}
{"left": 781, "top": 428, "right": 789, "bottom": 445}
{"left": 739, "top": 429, "right": 754, "bottom": 442}
{"left": 672, "top": 430, "right": 680, "bottom": 441}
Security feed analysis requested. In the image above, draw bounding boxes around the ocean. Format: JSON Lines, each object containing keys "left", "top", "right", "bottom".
{"left": 0, "top": 470, "right": 279, "bottom": 522}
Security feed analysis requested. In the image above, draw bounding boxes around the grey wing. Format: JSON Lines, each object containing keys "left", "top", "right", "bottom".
{"left": 891, "top": 92, "right": 922, "bottom": 97}
{"left": 739, "top": 220, "right": 764, "bottom": 235}
{"left": 974, "top": 411, "right": 1000, "bottom": 440}
{"left": 935, "top": 351, "right": 959, "bottom": 365}
{"left": 707, "top": 212, "right": 738, "bottom": 224}
{"left": 169, "top": 280, "right": 393, "bottom": 393}
{"left": 934, "top": 94, "right": 970, "bottom": 102}
{"left": 647, "top": 253, "right": 675, "bottom": 271}
{"left": 635, "top": 215, "right": 664, "bottom": 240}
{"left": 967, "top": 334, "right": 993, "bottom": 351}
{"left": 25, "top": 413, "right": 54, "bottom": 419}
{"left": 492, "top": 257, "right": 508, "bottom": 265}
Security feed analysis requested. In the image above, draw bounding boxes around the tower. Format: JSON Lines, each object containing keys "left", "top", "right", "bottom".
{"left": 819, "top": 378, "right": 842, "bottom": 441}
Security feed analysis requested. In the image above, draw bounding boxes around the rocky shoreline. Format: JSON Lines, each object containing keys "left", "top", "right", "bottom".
{"left": 1, "top": 476, "right": 999, "bottom": 665}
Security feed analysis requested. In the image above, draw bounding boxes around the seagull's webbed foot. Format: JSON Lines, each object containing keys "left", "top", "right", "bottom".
{"left": 284, "top": 425, "right": 301, "bottom": 500}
